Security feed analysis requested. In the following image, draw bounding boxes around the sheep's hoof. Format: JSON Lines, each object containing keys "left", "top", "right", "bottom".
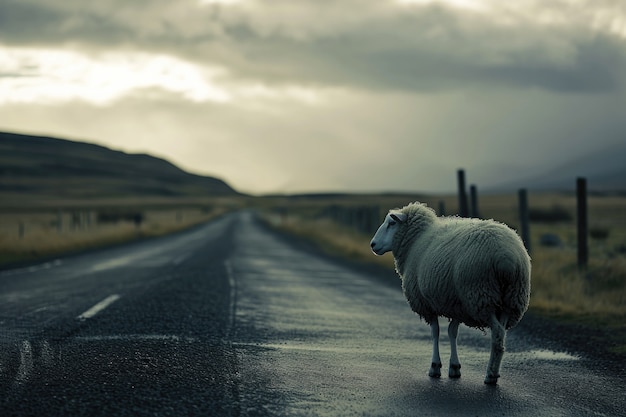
{"left": 484, "top": 373, "right": 500, "bottom": 385}
{"left": 448, "top": 363, "right": 461, "bottom": 378}
{"left": 429, "top": 362, "right": 442, "bottom": 378}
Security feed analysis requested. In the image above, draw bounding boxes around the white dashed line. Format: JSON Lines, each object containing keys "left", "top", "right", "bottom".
{"left": 77, "top": 294, "right": 121, "bottom": 321}
{"left": 173, "top": 254, "right": 190, "bottom": 265}
{"left": 15, "top": 340, "right": 33, "bottom": 384}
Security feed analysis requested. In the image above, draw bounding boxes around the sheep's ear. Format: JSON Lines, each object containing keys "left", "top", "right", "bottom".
{"left": 390, "top": 212, "right": 407, "bottom": 223}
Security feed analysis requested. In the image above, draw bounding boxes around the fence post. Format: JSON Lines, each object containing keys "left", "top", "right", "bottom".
{"left": 577, "top": 177, "right": 588, "bottom": 269}
{"left": 57, "top": 210, "right": 63, "bottom": 233}
{"left": 457, "top": 169, "right": 468, "bottom": 217}
{"left": 438, "top": 200, "right": 446, "bottom": 216}
{"left": 71, "top": 212, "right": 80, "bottom": 230}
{"left": 469, "top": 184, "right": 479, "bottom": 218}
{"left": 356, "top": 207, "right": 365, "bottom": 233}
{"left": 518, "top": 189, "right": 531, "bottom": 254}
{"left": 370, "top": 206, "right": 380, "bottom": 233}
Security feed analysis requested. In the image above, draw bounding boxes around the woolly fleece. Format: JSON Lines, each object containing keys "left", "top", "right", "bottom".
{"left": 391, "top": 202, "right": 531, "bottom": 329}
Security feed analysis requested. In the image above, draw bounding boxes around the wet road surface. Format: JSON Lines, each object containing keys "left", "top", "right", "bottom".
{"left": 0, "top": 211, "right": 624, "bottom": 416}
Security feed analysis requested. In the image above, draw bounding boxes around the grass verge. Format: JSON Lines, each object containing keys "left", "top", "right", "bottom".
{"left": 0, "top": 207, "right": 229, "bottom": 267}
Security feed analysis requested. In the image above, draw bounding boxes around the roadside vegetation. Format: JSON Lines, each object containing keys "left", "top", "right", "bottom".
{"left": 0, "top": 197, "right": 244, "bottom": 266}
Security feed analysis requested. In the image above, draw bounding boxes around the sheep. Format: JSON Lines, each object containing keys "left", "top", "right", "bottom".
{"left": 370, "top": 202, "right": 531, "bottom": 385}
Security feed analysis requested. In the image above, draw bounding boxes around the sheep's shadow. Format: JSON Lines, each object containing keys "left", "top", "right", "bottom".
{"left": 391, "top": 376, "right": 536, "bottom": 416}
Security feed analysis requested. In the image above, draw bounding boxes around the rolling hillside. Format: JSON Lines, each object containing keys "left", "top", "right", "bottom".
{"left": 487, "top": 141, "right": 626, "bottom": 194}
{"left": 0, "top": 131, "right": 240, "bottom": 202}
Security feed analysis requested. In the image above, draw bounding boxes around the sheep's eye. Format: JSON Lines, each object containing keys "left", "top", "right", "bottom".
{"left": 387, "top": 220, "right": 396, "bottom": 228}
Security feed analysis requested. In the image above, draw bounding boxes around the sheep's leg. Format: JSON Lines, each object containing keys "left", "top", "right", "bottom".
{"left": 448, "top": 319, "right": 461, "bottom": 378}
{"left": 428, "top": 320, "right": 442, "bottom": 378}
{"left": 485, "top": 313, "right": 509, "bottom": 385}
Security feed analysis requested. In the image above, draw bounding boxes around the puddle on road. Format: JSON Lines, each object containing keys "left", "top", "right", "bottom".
{"left": 234, "top": 342, "right": 386, "bottom": 355}
{"left": 515, "top": 349, "right": 580, "bottom": 361}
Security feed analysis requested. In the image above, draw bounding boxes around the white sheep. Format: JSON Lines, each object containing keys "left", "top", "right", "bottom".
{"left": 370, "top": 202, "right": 531, "bottom": 384}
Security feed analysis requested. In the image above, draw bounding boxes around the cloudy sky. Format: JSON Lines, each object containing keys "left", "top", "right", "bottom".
{"left": 1, "top": 0, "right": 625, "bottom": 195}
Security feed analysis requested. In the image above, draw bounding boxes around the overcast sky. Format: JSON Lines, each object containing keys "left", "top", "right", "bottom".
{"left": 1, "top": 0, "right": 625, "bottom": 195}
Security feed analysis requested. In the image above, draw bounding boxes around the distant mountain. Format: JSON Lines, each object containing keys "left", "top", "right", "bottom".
{"left": 0, "top": 131, "right": 240, "bottom": 200}
{"left": 490, "top": 141, "right": 626, "bottom": 193}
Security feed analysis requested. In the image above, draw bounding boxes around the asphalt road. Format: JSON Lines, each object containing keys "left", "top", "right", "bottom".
{"left": 0, "top": 211, "right": 624, "bottom": 416}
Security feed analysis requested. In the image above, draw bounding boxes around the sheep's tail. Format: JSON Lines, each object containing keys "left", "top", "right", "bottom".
{"left": 494, "top": 253, "right": 531, "bottom": 329}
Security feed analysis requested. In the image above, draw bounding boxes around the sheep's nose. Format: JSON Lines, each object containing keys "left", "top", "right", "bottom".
{"left": 370, "top": 241, "right": 376, "bottom": 248}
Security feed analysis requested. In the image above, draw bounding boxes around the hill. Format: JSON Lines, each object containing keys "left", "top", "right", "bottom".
{"left": 489, "top": 141, "right": 626, "bottom": 194}
{"left": 0, "top": 131, "right": 240, "bottom": 203}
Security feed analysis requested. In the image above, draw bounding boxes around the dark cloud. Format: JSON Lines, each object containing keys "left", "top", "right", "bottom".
{"left": 1, "top": 0, "right": 625, "bottom": 193}
{"left": 479, "top": 36, "right": 626, "bottom": 93}
{"left": 0, "top": 0, "right": 127, "bottom": 45}
{"left": 232, "top": 8, "right": 626, "bottom": 93}
{"left": 2, "top": 0, "right": 625, "bottom": 93}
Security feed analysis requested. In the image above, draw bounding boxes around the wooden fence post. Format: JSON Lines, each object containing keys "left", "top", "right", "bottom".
{"left": 469, "top": 184, "right": 479, "bottom": 218}
{"left": 518, "top": 189, "right": 531, "bottom": 254}
{"left": 71, "top": 212, "right": 80, "bottom": 230}
{"left": 438, "top": 200, "right": 446, "bottom": 216}
{"left": 457, "top": 169, "right": 468, "bottom": 217}
{"left": 370, "top": 206, "right": 380, "bottom": 234}
{"left": 577, "top": 177, "right": 588, "bottom": 269}
{"left": 57, "top": 210, "right": 63, "bottom": 233}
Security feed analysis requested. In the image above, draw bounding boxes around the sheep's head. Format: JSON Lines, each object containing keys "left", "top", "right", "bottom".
{"left": 370, "top": 211, "right": 407, "bottom": 255}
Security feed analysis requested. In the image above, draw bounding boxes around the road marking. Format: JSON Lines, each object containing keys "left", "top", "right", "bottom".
{"left": 89, "top": 246, "right": 173, "bottom": 272}
{"left": 15, "top": 340, "right": 33, "bottom": 384}
{"left": 74, "top": 334, "right": 197, "bottom": 343}
{"left": 222, "top": 259, "right": 240, "bottom": 412}
{"left": 90, "top": 257, "right": 135, "bottom": 272}
{"left": 224, "top": 259, "right": 237, "bottom": 337}
{"left": 172, "top": 254, "right": 189, "bottom": 265}
{"left": 77, "top": 294, "right": 121, "bottom": 320}
{"left": 40, "top": 340, "right": 54, "bottom": 367}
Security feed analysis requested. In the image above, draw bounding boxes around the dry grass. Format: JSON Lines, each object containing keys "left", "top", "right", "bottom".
{"left": 264, "top": 213, "right": 394, "bottom": 268}
{"left": 530, "top": 248, "right": 626, "bottom": 317}
{"left": 0, "top": 205, "right": 233, "bottom": 266}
